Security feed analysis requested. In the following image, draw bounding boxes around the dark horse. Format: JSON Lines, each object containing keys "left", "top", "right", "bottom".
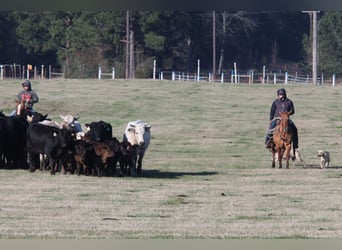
{"left": 271, "top": 111, "right": 294, "bottom": 169}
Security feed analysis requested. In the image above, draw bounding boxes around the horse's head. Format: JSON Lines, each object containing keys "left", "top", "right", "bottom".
{"left": 15, "top": 99, "right": 29, "bottom": 117}
{"left": 279, "top": 111, "right": 290, "bottom": 132}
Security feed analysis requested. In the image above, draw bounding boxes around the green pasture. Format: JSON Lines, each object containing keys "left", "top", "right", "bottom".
{"left": 0, "top": 79, "right": 342, "bottom": 238}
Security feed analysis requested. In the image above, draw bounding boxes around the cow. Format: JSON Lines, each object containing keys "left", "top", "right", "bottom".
{"left": 123, "top": 120, "right": 151, "bottom": 175}
{"left": 26, "top": 123, "right": 75, "bottom": 175}
{"left": 85, "top": 120, "right": 112, "bottom": 142}
{"left": 27, "top": 112, "right": 49, "bottom": 123}
{"left": 60, "top": 114, "right": 84, "bottom": 139}
{"left": 0, "top": 116, "right": 29, "bottom": 169}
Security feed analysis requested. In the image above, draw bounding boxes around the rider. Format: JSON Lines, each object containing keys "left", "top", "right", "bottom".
{"left": 265, "top": 88, "right": 298, "bottom": 150}
{"left": 10, "top": 79, "right": 39, "bottom": 116}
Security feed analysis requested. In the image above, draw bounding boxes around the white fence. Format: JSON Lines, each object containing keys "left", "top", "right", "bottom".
{"left": 98, "top": 67, "right": 115, "bottom": 79}
{"left": 0, "top": 64, "right": 64, "bottom": 80}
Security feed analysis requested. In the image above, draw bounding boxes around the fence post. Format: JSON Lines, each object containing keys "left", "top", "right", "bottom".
{"left": 208, "top": 72, "right": 212, "bottom": 82}
{"left": 33, "top": 66, "right": 37, "bottom": 79}
{"left": 262, "top": 65, "right": 266, "bottom": 84}
{"left": 160, "top": 71, "right": 163, "bottom": 80}
{"left": 49, "top": 65, "right": 52, "bottom": 79}
{"left": 221, "top": 72, "right": 224, "bottom": 83}
{"left": 321, "top": 73, "right": 324, "bottom": 85}
{"left": 153, "top": 59, "right": 156, "bottom": 80}
{"left": 0, "top": 65, "right": 3, "bottom": 80}
{"left": 197, "top": 59, "right": 200, "bottom": 82}
{"left": 234, "top": 62, "right": 237, "bottom": 84}
{"left": 333, "top": 74, "right": 335, "bottom": 87}
{"left": 98, "top": 66, "right": 101, "bottom": 80}
{"left": 112, "top": 67, "right": 115, "bottom": 79}
{"left": 41, "top": 65, "right": 45, "bottom": 80}
{"left": 172, "top": 71, "right": 175, "bottom": 81}
{"left": 273, "top": 73, "right": 276, "bottom": 84}
{"left": 285, "top": 72, "right": 288, "bottom": 84}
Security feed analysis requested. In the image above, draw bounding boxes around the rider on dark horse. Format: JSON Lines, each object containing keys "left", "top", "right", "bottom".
{"left": 265, "top": 88, "right": 298, "bottom": 151}
{"left": 10, "top": 80, "right": 39, "bottom": 116}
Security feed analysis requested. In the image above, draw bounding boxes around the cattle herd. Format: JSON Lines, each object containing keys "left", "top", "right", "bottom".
{"left": 0, "top": 110, "right": 151, "bottom": 177}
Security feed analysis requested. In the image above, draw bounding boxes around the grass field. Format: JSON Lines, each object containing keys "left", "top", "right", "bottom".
{"left": 1, "top": 79, "right": 342, "bottom": 239}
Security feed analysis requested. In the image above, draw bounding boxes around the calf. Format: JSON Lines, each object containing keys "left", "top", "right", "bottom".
{"left": 92, "top": 139, "right": 118, "bottom": 176}
{"left": 26, "top": 123, "right": 75, "bottom": 175}
{"left": 118, "top": 140, "right": 136, "bottom": 176}
{"left": 74, "top": 140, "right": 96, "bottom": 176}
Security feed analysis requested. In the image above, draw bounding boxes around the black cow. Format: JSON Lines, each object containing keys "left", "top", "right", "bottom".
{"left": 0, "top": 116, "right": 29, "bottom": 169}
{"left": 27, "top": 112, "right": 49, "bottom": 123}
{"left": 26, "top": 123, "right": 75, "bottom": 175}
{"left": 85, "top": 120, "right": 112, "bottom": 142}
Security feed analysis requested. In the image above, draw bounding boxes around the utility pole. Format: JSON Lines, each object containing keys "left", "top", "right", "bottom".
{"left": 212, "top": 11, "right": 216, "bottom": 81}
{"left": 303, "top": 11, "right": 319, "bottom": 85}
{"left": 312, "top": 11, "right": 318, "bottom": 85}
{"left": 129, "top": 30, "right": 134, "bottom": 79}
{"left": 125, "top": 11, "right": 130, "bottom": 79}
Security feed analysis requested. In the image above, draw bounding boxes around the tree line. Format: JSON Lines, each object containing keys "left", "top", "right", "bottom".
{"left": 0, "top": 11, "right": 341, "bottom": 78}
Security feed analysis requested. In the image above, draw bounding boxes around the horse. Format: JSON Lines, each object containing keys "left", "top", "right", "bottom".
{"left": 271, "top": 111, "right": 294, "bottom": 169}
{"left": 15, "top": 99, "right": 28, "bottom": 117}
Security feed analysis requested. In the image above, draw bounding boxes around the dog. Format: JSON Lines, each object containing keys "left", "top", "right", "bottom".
{"left": 317, "top": 150, "right": 330, "bottom": 169}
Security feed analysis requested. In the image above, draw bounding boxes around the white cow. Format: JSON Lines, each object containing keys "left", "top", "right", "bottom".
{"left": 123, "top": 120, "right": 151, "bottom": 175}
{"left": 60, "top": 114, "right": 84, "bottom": 139}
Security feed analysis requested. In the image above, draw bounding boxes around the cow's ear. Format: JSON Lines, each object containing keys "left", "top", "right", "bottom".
{"left": 74, "top": 114, "right": 80, "bottom": 120}
{"left": 145, "top": 124, "right": 152, "bottom": 129}
{"left": 129, "top": 122, "right": 136, "bottom": 128}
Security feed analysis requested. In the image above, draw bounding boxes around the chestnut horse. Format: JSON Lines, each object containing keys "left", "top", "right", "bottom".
{"left": 15, "top": 99, "right": 26, "bottom": 116}
{"left": 271, "top": 111, "right": 293, "bottom": 169}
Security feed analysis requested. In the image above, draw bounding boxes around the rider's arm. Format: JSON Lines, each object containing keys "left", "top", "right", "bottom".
{"left": 288, "top": 100, "right": 295, "bottom": 116}
{"left": 29, "top": 91, "right": 39, "bottom": 104}
{"left": 269, "top": 101, "right": 276, "bottom": 121}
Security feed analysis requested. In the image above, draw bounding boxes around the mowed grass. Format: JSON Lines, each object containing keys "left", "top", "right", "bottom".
{"left": 1, "top": 79, "right": 342, "bottom": 238}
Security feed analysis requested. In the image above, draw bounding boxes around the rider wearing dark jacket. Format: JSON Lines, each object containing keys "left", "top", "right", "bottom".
{"left": 17, "top": 80, "right": 39, "bottom": 110}
{"left": 10, "top": 80, "right": 39, "bottom": 116}
{"left": 265, "top": 88, "right": 298, "bottom": 149}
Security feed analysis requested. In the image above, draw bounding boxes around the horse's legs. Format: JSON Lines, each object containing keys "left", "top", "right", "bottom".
{"left": 284, "top": 145, "right": 291, "bottom": 169}
{"left": 277, "top": 148, "right": 282, "bottom": 168}
{"left": 271, "top": 150, "right": 275, "bottom": 168}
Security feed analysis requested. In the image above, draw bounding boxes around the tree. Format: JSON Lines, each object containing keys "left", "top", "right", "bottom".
{"left": 318, "top": 11, "right": 342, "bottom": 75}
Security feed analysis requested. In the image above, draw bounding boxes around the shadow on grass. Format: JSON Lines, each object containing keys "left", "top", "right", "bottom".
{"left": 139, "top": 169, "right": 219, "bottom": 179}
{"left": 300, "top": 164, "right": 342, "bottom": 169}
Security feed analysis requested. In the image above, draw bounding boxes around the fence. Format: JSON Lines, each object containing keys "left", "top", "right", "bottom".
{"left": 157, "top": 70, "right": 339, "bottom": 86}
{"left": 98, "top": 67, "right": 115, "bottom": 79}
{"left": 0, "top": 64, "right": 64, "bottom": 80}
